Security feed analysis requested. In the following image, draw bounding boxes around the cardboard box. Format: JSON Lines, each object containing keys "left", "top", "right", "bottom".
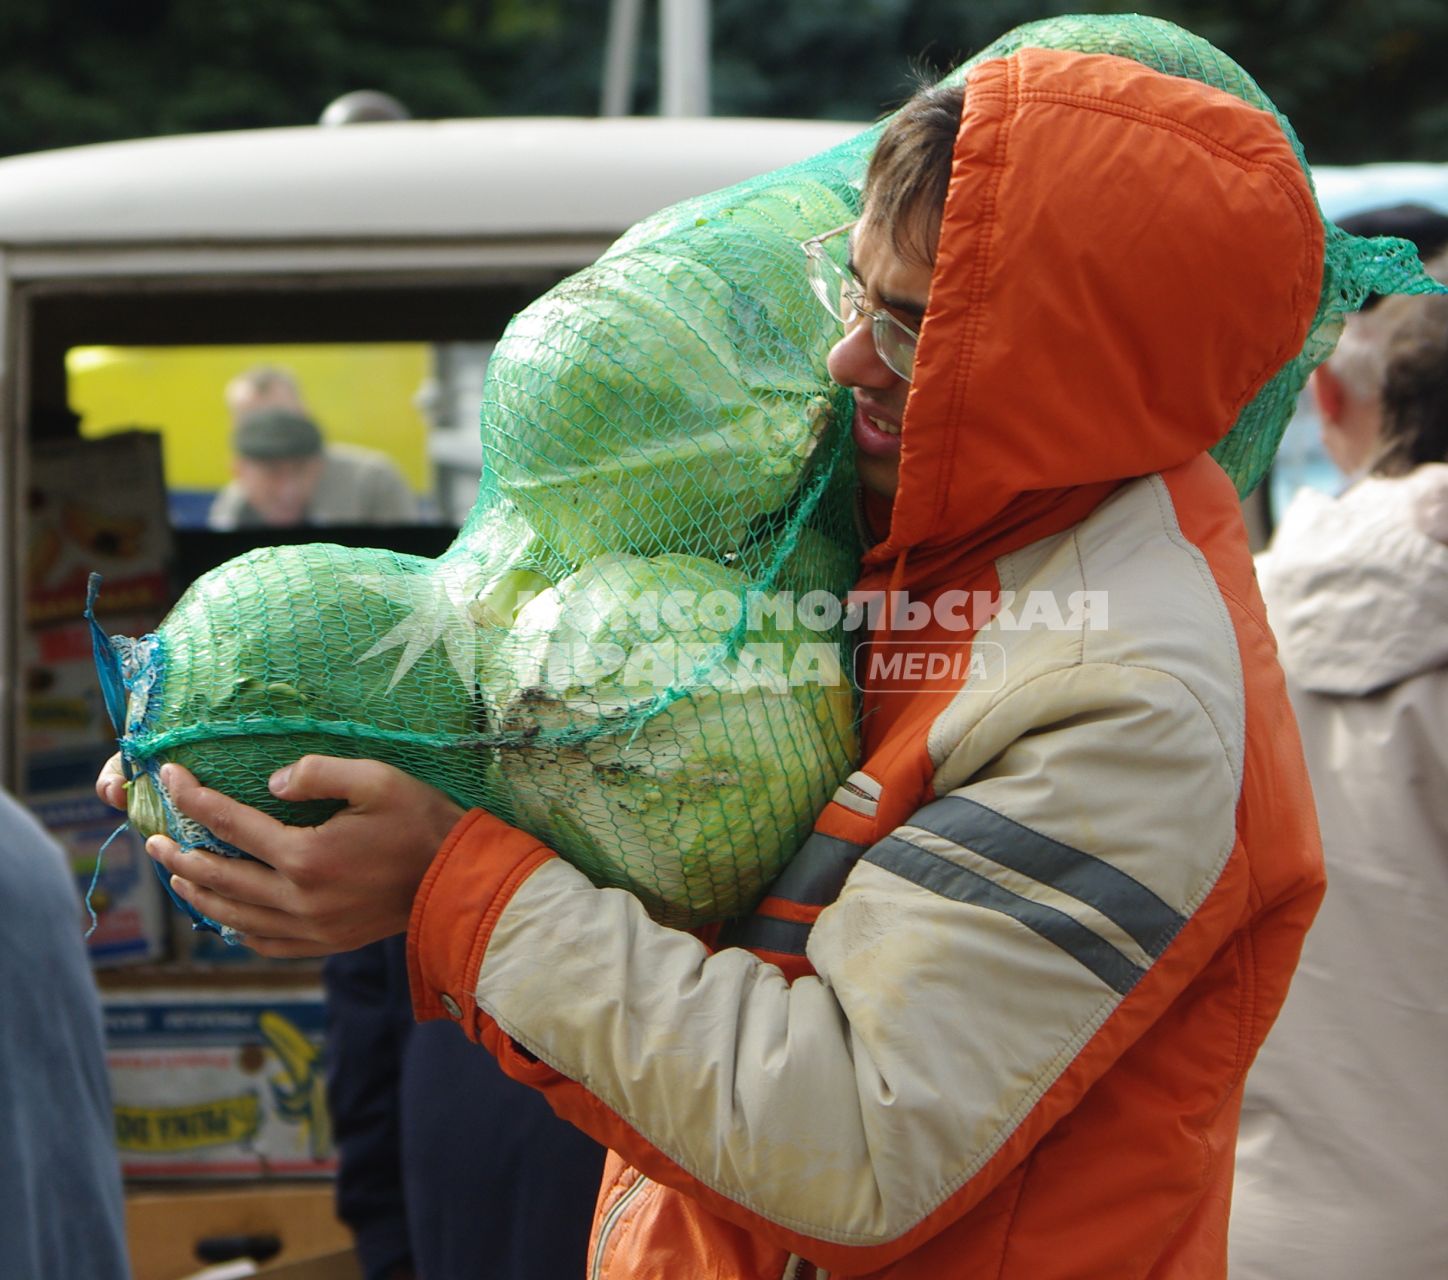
{"left": 105, "top": 987, "right": 336, "bottom": 1180}
{"left": 125, "top": 1183, "right": 356, "bottom": 1280}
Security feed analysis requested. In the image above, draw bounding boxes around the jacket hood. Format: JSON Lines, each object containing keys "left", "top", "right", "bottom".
{"left": 1257, "top": 464, "right": 1448, "bottom": 695}
{"left": 862, "top": 47, "right": 1322, "bottom": 591}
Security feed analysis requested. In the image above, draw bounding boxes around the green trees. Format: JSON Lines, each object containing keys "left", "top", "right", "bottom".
{"left": 1, "top": 1, "right": 1442, "bottom": 163}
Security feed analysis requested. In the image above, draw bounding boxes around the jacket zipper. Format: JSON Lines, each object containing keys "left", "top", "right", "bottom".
{"left": 590, "top": 1173, "right": 650, "bottom": 1280}
{"left": 592, "top": 1180, "right": 827, "bottom": 1279}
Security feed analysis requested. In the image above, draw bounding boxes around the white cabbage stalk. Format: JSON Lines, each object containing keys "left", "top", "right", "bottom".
{"left": 489, "top": 553, "right": 856, "bottom": 927}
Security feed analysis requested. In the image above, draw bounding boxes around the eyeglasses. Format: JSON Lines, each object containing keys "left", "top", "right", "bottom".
{"left": 801, "top": 221, "right": 918, "bottom": 381}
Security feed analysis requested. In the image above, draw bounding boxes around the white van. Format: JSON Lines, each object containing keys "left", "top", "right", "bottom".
{"left": 0, "top": 115, "right": 860, "bottom": 793}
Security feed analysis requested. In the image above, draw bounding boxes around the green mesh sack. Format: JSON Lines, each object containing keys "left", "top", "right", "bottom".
{"left": 95, "top": 128, "right": 873, "bottom": 935}
{"left": 94, "top": 13, "right": 1445, "bottom": 937}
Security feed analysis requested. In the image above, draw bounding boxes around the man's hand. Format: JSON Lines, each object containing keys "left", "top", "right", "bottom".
{"left": 142, "top": 756, "right": 465, "bottom": 958}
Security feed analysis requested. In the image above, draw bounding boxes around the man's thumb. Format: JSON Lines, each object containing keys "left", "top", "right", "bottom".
{"left": 268, "top": 755, "right": 359, "bottom": 803}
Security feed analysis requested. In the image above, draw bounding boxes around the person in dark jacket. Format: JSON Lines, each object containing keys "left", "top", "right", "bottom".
{"left": 324, "top": 935, "right": 605, "bottom": 1280}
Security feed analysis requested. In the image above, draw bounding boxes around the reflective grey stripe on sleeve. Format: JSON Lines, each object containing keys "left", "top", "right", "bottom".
{"left": 909, "top": 796, "right": 1187, "bottom": 960}
{"left": 865, "top": 836, "right": 1148, "bottom": 996}
{"left": 719, "top": 831, "right": 868, "bottom": 954}
{"left": 722, "top": 914, "right": 815, "bottom": 957}
{"left": 765, "top": 832, "right": 869, "bottom": 907}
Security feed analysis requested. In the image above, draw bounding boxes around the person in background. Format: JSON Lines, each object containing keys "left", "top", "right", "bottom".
{"left": 208, "top": 365, "right": 417, "bottom": 529}
{"left": 0, "top": 787, "right": 129, "bottom": 1279}
{"left": 1230, "top": 237, "right": 1448, "bottom": 1279}
{"left": 1305, "top": 205, "right": 1448, "bottom": 482}
{"left": 324, "top": 935, "right": 606, "bottom": 1280}
{"left": 223, "top": 362, "right": 309, "bottom": 423}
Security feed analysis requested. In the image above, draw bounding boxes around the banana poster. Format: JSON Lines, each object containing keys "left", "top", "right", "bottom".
{"left": 103, "top": 988, "right": 335, "bottom": 1178}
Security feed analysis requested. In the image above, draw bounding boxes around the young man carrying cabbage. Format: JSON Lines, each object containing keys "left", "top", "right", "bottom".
{"left": 103, "top": 17, "right": 1435, "bottom": 1276}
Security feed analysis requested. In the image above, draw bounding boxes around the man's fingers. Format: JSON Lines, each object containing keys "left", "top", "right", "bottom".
{"left": 148, "top": 837, "right": 336, "bottom": 956}
{"left": 240, "top": 935, "right": 336, "bottom": 961}
{"left": 166, "top": 874, "right": 312, "bottom": 945}
{"left": 162, "top": 763, "right": 294, "bottom": 861}
{"left": 147, "top": 836, "right": 289, "bottom": 912}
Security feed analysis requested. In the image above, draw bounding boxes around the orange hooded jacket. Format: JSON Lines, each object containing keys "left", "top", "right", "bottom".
{"left": 408, "top": 47, "right": 1325, "bottom": 1279}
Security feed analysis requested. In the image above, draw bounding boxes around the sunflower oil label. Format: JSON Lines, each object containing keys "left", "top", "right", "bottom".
{"left": 103, "top": 988, "right": 334, "bottom": 1178}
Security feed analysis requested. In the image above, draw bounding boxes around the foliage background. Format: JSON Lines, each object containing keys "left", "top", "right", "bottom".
{"left": 1, "top": 1, "right": 1444, "bottom": 163}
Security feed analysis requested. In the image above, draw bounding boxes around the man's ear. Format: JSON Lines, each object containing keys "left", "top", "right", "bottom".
{"left": 1310, "top": 363, "right": 1346, "bottom": 425}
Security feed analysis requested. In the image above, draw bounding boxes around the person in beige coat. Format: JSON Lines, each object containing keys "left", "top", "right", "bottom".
{"left": 1231, "top": 250, "right": 1448, "bottom": 1278}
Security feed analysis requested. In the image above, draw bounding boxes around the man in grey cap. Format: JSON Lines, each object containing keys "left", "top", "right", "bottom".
{"left": 208, "top": 367, "right": 417, "bottom": 530}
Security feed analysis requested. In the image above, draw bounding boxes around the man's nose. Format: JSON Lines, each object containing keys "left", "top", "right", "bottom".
{"left": 826, "top": 319, "right": 897, "bottom": 390}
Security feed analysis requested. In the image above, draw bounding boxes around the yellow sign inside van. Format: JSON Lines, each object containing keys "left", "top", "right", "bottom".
{"left": 66, "top": 343, "right": 432, "bottom": 495}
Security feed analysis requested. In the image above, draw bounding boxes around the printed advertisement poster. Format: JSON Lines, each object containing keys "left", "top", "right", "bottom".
{"left": 104, "top": 988, "right": 335, "bottom": 1179}
{"left": 26, "top": 430, "right": 172, "bottom": 628}
{"left": 25, "top": 431, "right": 173, "bottom": 805}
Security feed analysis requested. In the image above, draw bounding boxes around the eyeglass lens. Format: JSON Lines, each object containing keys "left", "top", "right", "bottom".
{"left": 805, "top": 239, "right": 916, "bottom": 380}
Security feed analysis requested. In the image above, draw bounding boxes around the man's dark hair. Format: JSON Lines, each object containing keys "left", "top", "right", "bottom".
{"left": 1375, "top": 290, "right": 1448, "bottom": 476}
{"left": 862, "top": 83, "right": 965, "bottom": 265}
